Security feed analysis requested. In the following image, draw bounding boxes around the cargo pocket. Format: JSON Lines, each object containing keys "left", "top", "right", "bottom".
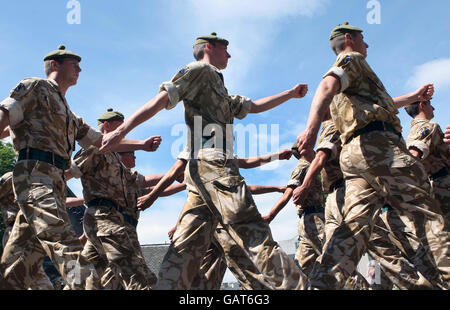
{"left": 212, "top": 176, "right": 259, "bottom": 224}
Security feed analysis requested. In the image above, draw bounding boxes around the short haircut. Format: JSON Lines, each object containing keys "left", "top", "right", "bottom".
{"left": 193, "top": 42, "right": 215, "bottom": 61}
{"left": 404, "top": 101, "right": 421, "bottom": 118}
{"left": 329, "top": 31, "right": 358, "bottom": 56}
{"left": 43, "top": 58, "right": 65, "bottom": 77}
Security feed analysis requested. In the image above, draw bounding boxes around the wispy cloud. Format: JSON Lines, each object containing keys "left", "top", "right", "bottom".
{"left": 406, "top": 58, "right": 450, "bottom": 90}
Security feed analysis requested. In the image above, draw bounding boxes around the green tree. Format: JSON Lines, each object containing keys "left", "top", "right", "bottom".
{"left": 0, "top": 141, "right": 16, "bottom": 254}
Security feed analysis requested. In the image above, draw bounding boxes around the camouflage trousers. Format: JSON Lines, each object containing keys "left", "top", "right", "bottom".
{"left": 0, "top": 220, "right": 54, "bottom": 290}
{"left": 367, "top": 208, "right": 447, "bottom": 289}
{"left": 82, "top": 205, "right": 151, "bottom": 290}
{"left": 100, "top": 221, "right": 157, "bottom": 289}
{"left": 322, "top": 186, "right": 370, "bottom": 290}
{"left": 431, "top": 174, "right": 450, "bottom": 225}
{"left": 156, "top": 151, "right": 307, "bottom": 290}
{"left": 310, "top": 161, "right": 450, "bottom": 289}
{"left": 295, "top": 211, "right": 325, "bottom": 277}
{"left": 1, "top": 160, "right": 100, "bottom": 290}
{"left": 190, "top": 223, "right": 275, "bottom": 290}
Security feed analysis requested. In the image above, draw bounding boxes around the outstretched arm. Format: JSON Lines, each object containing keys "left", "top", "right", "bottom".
{"left": 262, "top": 187, "right": 294, "bottom": 224}
{"left": 249, "top": 84, "right": 308, "bottom": 114}
{"left": 393, "top": 84, "right": 434, "bottom": 109}
{"left": 100, "top": 91, "right": 169, "bottom": 152}
{"left": 248, "top": 185, "right": 286, "bottom": 195}
{"left": 238, "top": 149, "right": 292, "bottom": 169}
{"left": 297, "top": 75, "right": 340, "bottom": 156}
{"left": 66, "top": 197, "right": 85, "bottom": 208}
{"left": 292, "top": 150, "right": 329, "bottom": 205}
{"left": 137, "top": 159, "right": 187, "bottom": 211}
{"left": 93, "top": 135, "right": 162, "bottom": 153}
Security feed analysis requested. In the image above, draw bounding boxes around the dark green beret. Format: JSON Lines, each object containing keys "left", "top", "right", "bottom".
{"left": 291, "top": 142, "right": 301, "bottom": 160}
{"left": 194, "top": 32, "right": 229, "bottom": 47}
{"left": 43, "top": 45, "right": 82, "bottom": 62}
{"left": 330, "top": 22, "right": 363, "bottom": 40}
{"left": 97, "top": 108, "right": 124, "bottom": 125}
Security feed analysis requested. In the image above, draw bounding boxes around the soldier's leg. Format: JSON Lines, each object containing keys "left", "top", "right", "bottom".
{"left": 310, "top": 175, "right": 383, "bottom": 289}
{"left": 190, "top": 236, "right": 227, "bottom": 290}
{"left": 155, "top": 192, "right": 218, "bottom": 290}
{"left": 214, "top": 225, "right": 275, "bottom": 290}
{"left": 367, "top": 211, "right": 432, "bottom": 290}
{"left": 1, "top": 210, "right": 52, "bottom": 289}
{"left": 295, "top": 212, "right": 325, "bottom": 277}
{"left": 125, "top": 224, "right": 157, "bottom": 287}
{"left": 432, "top": 174, "right": 450, "bottom": 226}
{"left": 13, "top": 161, "right": 100, "bottom": 290}
{"left": 379, "top": 164, "right": 450, "bottom": 283}
{"left": 83, "top": 205, "right": 150, "bottom": 290}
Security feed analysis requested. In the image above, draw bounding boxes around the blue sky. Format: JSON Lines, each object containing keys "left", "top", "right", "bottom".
{"left": 1, "top": 1, "right": 449, "bottom": 282}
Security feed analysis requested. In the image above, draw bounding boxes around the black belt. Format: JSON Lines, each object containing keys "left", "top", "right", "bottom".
{"left": 87, "top": 198, "right": 138, "bottom": 228}
{"left": 18, "top": 148, "right": 69, "bottom": 171}
{"left": 299, "top": 205, "right": 324, "bottom": 218}
{"left": 329, "top": 178, "right": 345, "bottom": 192}
{"left": 430, "top": 167, "right": 449, "bottom": 181}
{"left": 345, "top": 121, "right": 401, "bottom": 145}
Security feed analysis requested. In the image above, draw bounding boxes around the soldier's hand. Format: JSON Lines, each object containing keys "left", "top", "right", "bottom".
{"left": 100, "top": 129, "right": 125, "bottom": 153}
{"left": 278, "top": 149, "right": 293, "bottom": 160}
{"left": 292, "top": 185, "right": 309, "bottom": 205}
{"left": 414, "top": 84, "right": 434, "bottom": 102}
{"left": 168, "top": 225, "right": 177, "bottom": 242}
{"left": 262, "top": 213, "right": 274, "bottom": 224}
{"left": 137, "top": 193, "right": 158, "bottom": 211}
{"left": 291, "top": 84, "right": 308, "bottom": 99}
{"left": 445, "top": 125, "right": 450, "bottom": 144}
{"left": 296, "top": 130, "right": 315, "bottom": 157}
{"left": 143, "top": 136, "right": 162, "bottom": 152}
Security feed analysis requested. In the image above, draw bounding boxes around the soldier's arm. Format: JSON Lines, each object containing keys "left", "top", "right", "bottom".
{"left": 142, "top": 174, "right": 165, "bottom": 188}
{"left": 92, "top": 136, "right": 162, "bottom": 153}
{"left": 100, "top": 91, "right": 169, "bottom": 152}
{"left": 248, "top": 185, "right": 286, "bottom": 195}
{"left": 157, "top": 183, "right": 186, "bottom": 196}
{"left": 408, "top": 147, "right": 423, "bottom": 159}
{"left": 292, "top": 149, "right": 329, "bottom": 205}
{"left": 262, "top": 187, "right": 294, "bottom": 224}
{"left": 238, "top": 149, "right": 292, "bottom": 169}
{"left": 0, "top": 108, "right": 10, "bottom": 137}
{"left": 0, "top": 126, "right": 9, "bottom": 139}
{"left": 66, "top": 197, "right": 85, "bottom": 208}
{"left": 249, "top": 84, "right": 308, "bottom": 114}
{"left": 137, "top": 159, "right": 187, "bottom": 211}
{"left": 297, "top": 75, "right": 340, "bottom": 156}
{"left": 393, "top": 84, "right": 434, "bottom": 109}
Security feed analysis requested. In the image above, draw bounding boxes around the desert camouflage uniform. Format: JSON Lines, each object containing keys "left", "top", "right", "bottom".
{"left": 100, "top": 169, "right": 157, "bottom": 289}
{"left": 72, "top": 146, "right": 153, "bottom": 290}
{"left": 407, "top": 119, "right": 450, "bottom": 224}
{"left": 286, "top": 159, "right": 325, "bottom": 276}
{"left": 155, "top": 61, "right": 306, "bottom": 290}
{"left": 0, "top": 172, "right": 54, "bottom": 290}
{"left": 0, "top": 78, "right": 101, "bottom": 290}
{"left": 308, "top": 52, "right": 450, "bottom": 289}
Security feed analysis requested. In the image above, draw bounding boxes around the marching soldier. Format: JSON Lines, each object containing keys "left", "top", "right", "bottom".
{"left": 296, "top": 22, "right": 449, "bottom": 288}
{"left": 100, "top": 32, "right": 310, "bottom": 290}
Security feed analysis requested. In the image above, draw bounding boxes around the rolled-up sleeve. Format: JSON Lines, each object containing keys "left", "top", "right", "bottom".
{"left": 230, "top": 95, "right": 252, "bottom": 120}
{"left": 0, "top": 97, "right": 24, "bottom": 127}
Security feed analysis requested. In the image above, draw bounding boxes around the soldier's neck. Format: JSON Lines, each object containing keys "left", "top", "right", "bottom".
{"left": 47, "top": 73, "right": 70, "bottom": 96}
{"left": 415, "top": 113, "right": 431, "bottom": 121}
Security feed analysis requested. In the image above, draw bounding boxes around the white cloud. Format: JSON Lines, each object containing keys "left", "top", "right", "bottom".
{"left": 406, "top": 58, "right": 450, "bottom": 90}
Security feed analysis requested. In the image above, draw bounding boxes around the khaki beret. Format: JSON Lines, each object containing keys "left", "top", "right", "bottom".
{"left": 194, "top": 32, "right": 229, "bottom": 47}
{"left": 97, "top": 108, "right": 124, "bottom": 126}
{"left": 43, "top": 45, "right": 82, "bottom": 62}
{"left": 330, "top": 22, "right": 363, "bottom": 40}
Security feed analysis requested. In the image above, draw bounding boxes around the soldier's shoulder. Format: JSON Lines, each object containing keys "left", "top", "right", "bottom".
{"left": 336, "top": 51, "right": 364, "bottom": 66}
{"left": 9, "top": 77, "right": 43, "bottom": 100}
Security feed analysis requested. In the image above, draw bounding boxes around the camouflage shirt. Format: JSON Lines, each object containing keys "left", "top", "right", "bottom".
{"left": 124, "top": 169, "right": 147, "bottom": 220}
{"left": 0, "top": 78, "right": 101, "bottom": 161}
{"left": 72, "top": 146, "right": 146, "bottom": 218}
{"left": 324, "top": 52, "right": 402, "bottom": 145}
{"left": 407, "top": 119, "right": 450, "bottom": 176}
{"left": 287, "top": 159, "right": 324, "bottom": 215}
{"left": 160, "top": 61, "right": 252, "bottom": 159}
{"left": 0, "top": 172, "right": 18, "bottom": 226}
{"left": 316, "top": 120, "right": 344, "bottom": 193}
